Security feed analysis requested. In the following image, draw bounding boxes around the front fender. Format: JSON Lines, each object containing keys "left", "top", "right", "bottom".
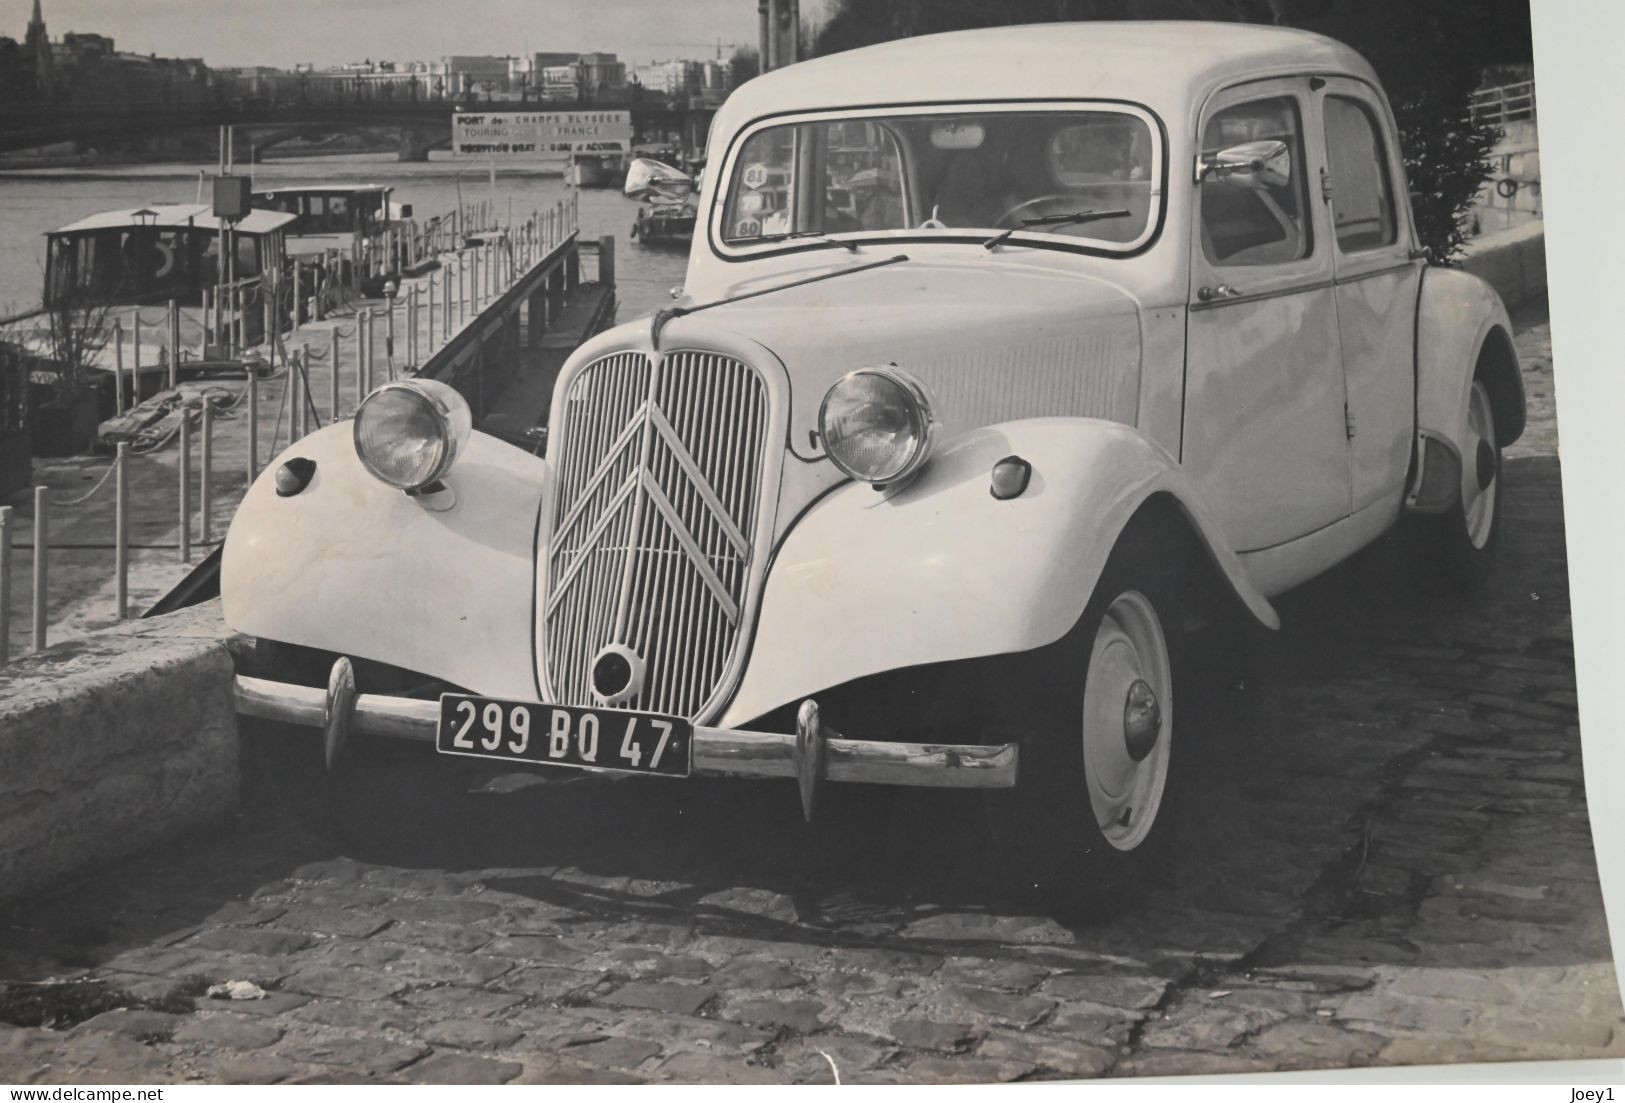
{"left": 718, "top": 417, "right": 1277, "bottom": 727}
{"left": 221, "top": 423, "right": 545, "bottom": 698}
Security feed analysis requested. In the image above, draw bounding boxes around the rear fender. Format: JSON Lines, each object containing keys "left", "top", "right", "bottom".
{"left": 1409, "top": 267, "right": 1526, "bottom": 512}
{"left": 221, "top": 423, "right": 545, "bottom": 698}
{"left": 718, "top": 417, "right": 1277, "bottom": 727}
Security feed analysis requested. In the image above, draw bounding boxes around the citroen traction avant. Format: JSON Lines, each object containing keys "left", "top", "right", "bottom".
{"left": 223, "top": 22, "right": 1524, "bottom": 907}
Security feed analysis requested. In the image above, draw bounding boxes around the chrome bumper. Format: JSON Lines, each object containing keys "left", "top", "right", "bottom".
{"left": 233, "top": 660, "right": 1018, "bottom": 821}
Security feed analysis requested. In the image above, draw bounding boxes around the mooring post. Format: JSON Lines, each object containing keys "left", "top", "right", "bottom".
{"left": 299, "top": 343, "right": 311, "bottom": 435}
{"left": 599, "top": 234, "right": 616, "bottom": 290}
{"left": 292, "top": 262, "right": 302, "bottom": 328}
{"left": 178, "top": 411, "right": 191, "bottom": 564}
{"left": 401, "top": 284, "right": 412, "bottom": 367}
{"left": 289, "top": 350, "right": 303, "bottom": 442}
{"left": 115, "top": 442, "right": 129, "bottom": 620}
{"left": 330, "top": 328, "right": 341, "bottom": 418}
{"left": 247, "top": 362, "right": 259, "bottom": 483}
{"left": 385, "top": 288, "right": 397, "bottom": 380}
{"left": 0, "top": 505, "right": 11, "bottom": 666}
{"left": 200, "top": 288, "right": 211, "bottom": 358}
{"left": 132, "top": 309, "right": 143, "bottom": 385}
{"left": 353, "top": 314, "right": 365, "bottom": 400}
{"left": 113, "top": 319, "right": 126, "bottom": 416}
{"left": 167, "top": 299, "right": 180, "bottom": 389}
{"left": 30, "top": 487, "right": 46, "bottom": 652}
{"left": 458, "top": 258, "right": 467, "bottom": 328}
{"left": 427, "top": 272, "right": 436, "bottom": 349}
{"left": 362, "top": 311, "right": 375, "bottom": 394}
{"left": 200, "top": 403, "right": 214, "bottom": 546}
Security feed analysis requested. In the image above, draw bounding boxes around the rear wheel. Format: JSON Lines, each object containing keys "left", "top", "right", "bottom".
{"left": 1407, "top": 378, "right": 1502, "bottom": 580}
{"left": 986, "top": 539, "right": 1187, "bottom": 916}
{"left": 1459, "top": 379, "right": 1502, "bottom": 551}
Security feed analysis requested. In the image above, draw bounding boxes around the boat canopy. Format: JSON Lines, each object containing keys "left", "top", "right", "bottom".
{"left": 44, "top": 204, "right": 292, "bottom": 309}
{"left": 49, "top": 204, "right": 297, "bottom": 237}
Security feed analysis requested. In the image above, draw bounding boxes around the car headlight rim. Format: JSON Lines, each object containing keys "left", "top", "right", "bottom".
{"left": 818, "top": 367, "right": 937, "bottom": 485}
{"left": 353, "top": 379, "right": 472, "bottom": 491}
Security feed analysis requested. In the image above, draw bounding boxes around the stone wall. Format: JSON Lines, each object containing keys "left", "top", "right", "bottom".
{"left": 0, "top": 602, "right": 242, "bottom": 903}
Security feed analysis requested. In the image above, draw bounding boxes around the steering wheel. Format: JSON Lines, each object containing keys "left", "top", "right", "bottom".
{"left": 993, "top": 194, "right": 1077, "bottom": 229}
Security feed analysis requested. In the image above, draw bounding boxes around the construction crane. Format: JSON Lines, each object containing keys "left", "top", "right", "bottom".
{"left": 656, "top": 39, "right": 744, "bottom": 60}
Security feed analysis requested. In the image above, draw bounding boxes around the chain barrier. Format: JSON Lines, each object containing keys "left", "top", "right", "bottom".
{"left": 47, "top": 461, "right": 118, "bottom": 508}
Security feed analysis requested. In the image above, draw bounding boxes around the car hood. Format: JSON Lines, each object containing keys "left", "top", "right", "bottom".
{"left": 657, "top": 253, "right": 1145, "bottom": 456}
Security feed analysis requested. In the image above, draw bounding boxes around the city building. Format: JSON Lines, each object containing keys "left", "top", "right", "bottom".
{"left": 633, "top": 59, "right": 702, "bottom": 95}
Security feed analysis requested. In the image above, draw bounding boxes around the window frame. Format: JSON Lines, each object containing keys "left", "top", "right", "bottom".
{"left": 709, "top": 99, "right": 1168, "bottom": 262}
{"left": 1310, "top": 75, "right": 1419, "bottom": 276}
{"left": 1321, "top": 93, "right": 1399, "bottom": 254}
{"left": 1191, "top": 77, "right": 1333, "bottom": 300}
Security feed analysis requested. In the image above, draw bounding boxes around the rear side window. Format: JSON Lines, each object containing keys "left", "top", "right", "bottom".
{"left": 1324, "top": 96, "right": 1397, "bottom": 252}
{"left": 1199, "top": 96, "right": 1312, "bottom": 266}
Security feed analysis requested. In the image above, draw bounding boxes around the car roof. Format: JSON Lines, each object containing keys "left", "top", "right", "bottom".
{"left": 49, "top": 203, "right": 298, "bottom": 236}
{"left": 720, "top": 21, "right": 1380, "bottom": 126}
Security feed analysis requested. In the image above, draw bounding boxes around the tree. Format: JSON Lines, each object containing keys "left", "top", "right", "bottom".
{"left": 728, "top": 46, "right": 761, "bottom": 87}
{"left": 811, "top": 0, "right": 1527, "bottom": 263}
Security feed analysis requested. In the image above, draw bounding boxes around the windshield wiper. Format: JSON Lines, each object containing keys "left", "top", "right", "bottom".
{"left": 650, "top": 253, "right": 910, "bottom": 349}
{"left": 982, "top": 208, "right": 1132, "bottom": 251}
{"left": 742, "top": 229, "right": 859, "bottom": 252}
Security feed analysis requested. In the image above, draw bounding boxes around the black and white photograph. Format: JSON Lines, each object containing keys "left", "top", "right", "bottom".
{"left": 0, "top": 0, "right": 1620, "bottom": 1087}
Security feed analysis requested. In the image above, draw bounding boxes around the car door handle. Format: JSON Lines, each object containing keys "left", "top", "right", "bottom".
{"left": 1198, "top": 284, "right": 1244, "bottom": 302}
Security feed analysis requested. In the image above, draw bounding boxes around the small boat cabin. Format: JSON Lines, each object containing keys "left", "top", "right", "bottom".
{"left": 250, "top": 184, "right": 403, "bottom": 246}
{"left": 44, "top": 204, "right": 295, "bottom": 309}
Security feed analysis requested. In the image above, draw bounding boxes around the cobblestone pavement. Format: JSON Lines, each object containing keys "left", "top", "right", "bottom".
{"left": 3, "top": 301, "right": 1621, "bottom": 1084}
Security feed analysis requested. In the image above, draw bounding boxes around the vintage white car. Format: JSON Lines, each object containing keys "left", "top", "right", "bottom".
{"left": 224, "top": 22, "right": 1524, "bottom": 908}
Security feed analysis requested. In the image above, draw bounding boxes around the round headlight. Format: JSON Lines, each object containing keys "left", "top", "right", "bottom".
{"left": 353, "top": 379, "right": 472, "bottom": 491}
{"left": 818, "top": 368, "right": 936, "bottom": 485}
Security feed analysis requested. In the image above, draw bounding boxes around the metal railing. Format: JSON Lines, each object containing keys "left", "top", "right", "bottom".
{"left": 1471, "top": 81, "right": 1536, "bottom": 126}
{"left": 1, "top": 193, "right": 596, "bottom": 664}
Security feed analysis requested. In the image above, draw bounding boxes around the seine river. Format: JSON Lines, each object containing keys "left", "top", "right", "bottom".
{"left": 0, "top": 154, "right": 691, "bottom": 322}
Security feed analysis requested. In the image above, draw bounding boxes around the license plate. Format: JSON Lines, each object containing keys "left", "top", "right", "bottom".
{"left": 435, "top": 695, "right": 692, "bottom": 778}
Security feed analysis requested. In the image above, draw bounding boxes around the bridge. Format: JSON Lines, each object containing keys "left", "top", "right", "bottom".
{"left": 0, "top": 93, "right": 715, "bottom": 160}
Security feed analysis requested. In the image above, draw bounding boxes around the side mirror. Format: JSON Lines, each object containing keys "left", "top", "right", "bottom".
{"left": 1196, "top": 140, "right": 1291, "bottom": 189}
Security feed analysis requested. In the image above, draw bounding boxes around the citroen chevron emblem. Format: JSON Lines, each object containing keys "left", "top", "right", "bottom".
{"left": 546, "top": 358, "right": 747, "bottom": 628}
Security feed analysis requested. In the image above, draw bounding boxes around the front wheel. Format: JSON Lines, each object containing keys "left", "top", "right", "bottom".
{"left": 986, "top": 545, "right": 1186, "bottom": 916}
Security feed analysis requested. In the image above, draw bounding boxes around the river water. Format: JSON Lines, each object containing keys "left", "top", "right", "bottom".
{"left": 0, "top": 154, "right": 692, "bottom": 323}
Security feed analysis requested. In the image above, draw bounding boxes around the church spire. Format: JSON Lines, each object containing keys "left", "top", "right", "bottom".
{"left": 26, "top": 0, "right": 53, "bottom": 94}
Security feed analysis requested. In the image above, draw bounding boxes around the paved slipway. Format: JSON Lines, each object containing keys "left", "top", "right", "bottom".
{"left": 2, "top": 300, "right": 1620, "bottom": 1085}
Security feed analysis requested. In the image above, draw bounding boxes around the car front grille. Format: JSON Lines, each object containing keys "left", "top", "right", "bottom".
{"left": 541, "top": 349, "right": 774, "bottom": 720}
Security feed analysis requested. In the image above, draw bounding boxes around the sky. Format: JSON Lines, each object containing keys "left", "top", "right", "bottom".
{"left": 9, "top": 0, "right": 828, "bottom": 69}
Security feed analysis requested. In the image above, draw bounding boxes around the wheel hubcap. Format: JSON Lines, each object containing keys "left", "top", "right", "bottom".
{"left": 1462, "top": 381, "right": 1498, "bottom": 549}
{"left": 1081, "top": 590, "right": 1173, "bottom": 853}
{"left": 1122, "top": 679, "right": 1161, "bottom": 762}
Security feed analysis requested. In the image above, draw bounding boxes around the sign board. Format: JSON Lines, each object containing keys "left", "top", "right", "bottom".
{"left": 213, "top": 176, "right": 252, "bottom": 221}
{"left": 452, "top": 111, "right": 632, "bottom": 158}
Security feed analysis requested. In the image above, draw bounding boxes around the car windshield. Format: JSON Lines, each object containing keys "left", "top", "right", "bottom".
{"left": 720, "top": 107, "right": 1160, "bottom": 251}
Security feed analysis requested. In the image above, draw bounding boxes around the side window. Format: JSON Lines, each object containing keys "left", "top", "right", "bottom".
{"left": 1324, "top": 96, "right": 1397, "bottom": 252}
{"left": 1200, "top": 96, "right": 1312, "bottom": 267}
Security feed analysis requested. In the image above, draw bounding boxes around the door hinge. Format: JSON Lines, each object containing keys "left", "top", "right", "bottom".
{"left": 1320, "top": 168, "right": 1335, "bottom": 202}
{"left": 1344, "top": 403, "right": 1357, "bottom": 440}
